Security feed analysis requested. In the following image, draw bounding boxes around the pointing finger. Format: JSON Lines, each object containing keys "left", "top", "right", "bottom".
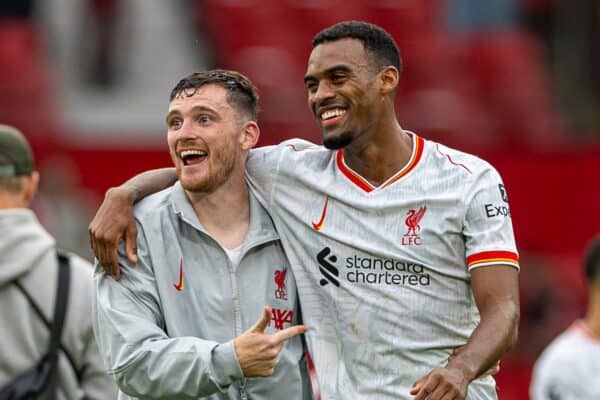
{"left": 272, "top": 324, "right": 307, "bottom": 343}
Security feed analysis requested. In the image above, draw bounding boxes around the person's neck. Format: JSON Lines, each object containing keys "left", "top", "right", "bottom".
{"left": 343, "top": 117, "right": 412, "bottom": 187}
{"left": 584, "top": 284, "right": 600, "bottom": 339}
{"left": 0, "top": 193, "right": 27, "bottom": 209}
{"left": 186, "top": 171, "right": 250, "bottom": 250}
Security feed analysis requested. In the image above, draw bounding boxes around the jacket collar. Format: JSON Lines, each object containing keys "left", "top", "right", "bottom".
{"left": 169, "top": 181, "right": 279, "bottom": 249}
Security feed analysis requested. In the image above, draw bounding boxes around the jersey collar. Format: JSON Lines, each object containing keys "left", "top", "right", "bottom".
{"left": 336, "top": 132, "right": 425, "bottom": 193}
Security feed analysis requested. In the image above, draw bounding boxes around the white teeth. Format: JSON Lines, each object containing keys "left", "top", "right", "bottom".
{"left": 321, "top": 108, "right": 346, "bottom": 121}
{"left": 180, "top": 149, "right": 207, "bottom": 158}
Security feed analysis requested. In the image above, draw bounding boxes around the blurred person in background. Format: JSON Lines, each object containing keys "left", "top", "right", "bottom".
{"left": 530, "top": 234, "right": 600, "bottom": 399}
{"left": 92, "top": 70, "right": 312, "bottom": 400}
{"left": 0, "top": 124, "right": 117, "bottom": 399}
{"left": 89, "top": 21, "right": 519, "bottom": 400}
{"left": 31, "top": 155, "right": 98, "bottom": 260}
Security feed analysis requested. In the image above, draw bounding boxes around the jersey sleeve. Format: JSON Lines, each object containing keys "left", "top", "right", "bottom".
{"left": 92, "top": 221, "right": 243, "bottom": 399}
{"left": 463, "top": 163, "right": 520, "bottom": 271}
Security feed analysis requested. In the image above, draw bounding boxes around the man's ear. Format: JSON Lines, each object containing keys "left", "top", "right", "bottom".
{"left": 240, "top": 121, "right": 260, "bottom": 151}
{"left": 379, "top": 66, "right": 399, "bottom": 95}
{"left": 22, "top": 171, "right": 40, "bottom": 206}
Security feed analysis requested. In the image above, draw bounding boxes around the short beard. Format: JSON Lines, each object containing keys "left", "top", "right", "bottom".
{"left": 323, "top": 131, "right": 353, "bottom": 150}
{"left": 178, "top": 150, "right": 236, "bottom": 194}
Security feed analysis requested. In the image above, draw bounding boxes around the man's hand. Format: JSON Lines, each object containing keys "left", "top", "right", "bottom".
{"left": 234, "top": 306, "right": 307, "bottom": 377}
{"left": 410, "top": 366, "right": 469, "bottom": 400}
{"left": 89, "top": 186, "right": 138, "bottom": 279}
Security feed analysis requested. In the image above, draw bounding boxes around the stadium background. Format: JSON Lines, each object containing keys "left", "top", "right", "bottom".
{"left": 1, "top": 0, "right": 598, "bottom": 398}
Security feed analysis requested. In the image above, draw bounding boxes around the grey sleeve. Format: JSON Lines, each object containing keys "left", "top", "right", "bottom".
{"left": 67, "top": 257, "right": 119, "bottom": 400}
{"left": 91, "top": 225, "right": 243, "bottom": 399}
{"left": 78, "top": 324, "right": 119, "bottom": 400}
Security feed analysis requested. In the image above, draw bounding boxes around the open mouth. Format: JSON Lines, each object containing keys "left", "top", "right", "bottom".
{"left": 319, "top": 108, "right": 347, "bottom": 126}
{"left": 179, "top": 149, "right": 207, "bottom": 166}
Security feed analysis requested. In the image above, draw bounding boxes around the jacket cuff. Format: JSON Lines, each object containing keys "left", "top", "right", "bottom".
{"left": 210, "top": 340, "right": 244, "bottom": 390}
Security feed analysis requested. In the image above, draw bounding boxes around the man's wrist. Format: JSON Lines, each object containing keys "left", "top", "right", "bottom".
{"left": 107, "top": 185, "right": 137, "bottom": 204}
{"left": 446, "top": 355, "right": 478, "bottom": 382}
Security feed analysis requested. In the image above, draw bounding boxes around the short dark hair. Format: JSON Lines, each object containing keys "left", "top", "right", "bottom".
{"left": 312, "top": 21, "right": 402, "bottom": 73}
{"left": 584, "top": 235, "right": 600, "bottom": 283}
{"left": 169, "top": 69, "right": 260, "bottom": 120}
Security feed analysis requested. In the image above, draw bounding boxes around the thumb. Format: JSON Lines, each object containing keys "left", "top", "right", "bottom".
{"left": 250, "top": 306, "right": 272, "bottom": 333}
{"left": 125, "top": 223, "right": 138, "bottom": 264}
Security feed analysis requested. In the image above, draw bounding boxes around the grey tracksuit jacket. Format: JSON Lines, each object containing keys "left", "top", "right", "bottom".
{"left": 0, "top": 209, "right": 117, "bottom": 399}
{"left": 92, "top": 182, "right": 313, "bottom": 399}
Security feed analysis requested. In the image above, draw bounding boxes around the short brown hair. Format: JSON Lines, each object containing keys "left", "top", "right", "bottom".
{"left": 170, "top": 69, "right": 260, "bottom": 120}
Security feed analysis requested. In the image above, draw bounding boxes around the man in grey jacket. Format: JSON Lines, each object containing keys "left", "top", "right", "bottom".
{"left": 92, "top": 70, "right": 313, "bottom": 399}
{"left": 0, "top": 124, "right": 117, "bottom": 399}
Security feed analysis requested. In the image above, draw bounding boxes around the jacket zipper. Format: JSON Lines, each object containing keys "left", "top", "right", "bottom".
{"left": 227, "top": 254, "right": 249, "bottom": 400}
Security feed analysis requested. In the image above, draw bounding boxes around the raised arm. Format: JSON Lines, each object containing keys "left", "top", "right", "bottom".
{"left": 89, "top": 168, "right": 176, "bottom": 278}
{"left": 411, "top": 265, "right": 519, "bottom": 400}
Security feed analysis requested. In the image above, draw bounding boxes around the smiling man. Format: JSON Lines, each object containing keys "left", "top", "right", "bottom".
{"left": 90, "top": 22, "right": 519, "bottom": 400}
{"left": 91, "top": 70, "right": 312, "bottom": 400}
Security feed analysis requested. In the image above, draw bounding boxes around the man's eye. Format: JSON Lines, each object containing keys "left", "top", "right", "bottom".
{"left": 331, "top": 74, "right": 346, "bottom": 83}
{"left": 306, "top": 81, "right": 318, "bottom": 93}
{"left": 198, "top": 115, "right": 211, "bottom": 123}
{"left": 168, "top": 119, "right": 182, "bottom": 128}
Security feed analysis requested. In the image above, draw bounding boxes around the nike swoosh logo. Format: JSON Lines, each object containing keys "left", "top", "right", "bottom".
{"left": 312, "top": 196, "right": 329, "bottom": 231}
{"left": 173, "top": 258, "right": 184, "bottom": 291}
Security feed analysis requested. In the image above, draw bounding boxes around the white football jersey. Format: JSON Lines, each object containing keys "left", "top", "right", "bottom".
{"left": 530, "top": 321, "right": 600, "bottom": 400}
{"left": 246, "top": 132, "right": 519, "bottom": 400}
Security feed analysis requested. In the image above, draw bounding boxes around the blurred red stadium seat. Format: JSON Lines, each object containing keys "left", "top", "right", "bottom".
{"left": 0, "top": 17, "right": 57, "bottom": 132}
{"left": 466, "top": 30, "right": 567, "bottom": 146}
{"left": 365, "top": 0, "right": 441, "bottom": 39}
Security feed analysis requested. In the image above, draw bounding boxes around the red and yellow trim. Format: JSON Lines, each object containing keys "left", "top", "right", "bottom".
{"left": 336, "top": 134, "right": 425, "bottom": 193}
{"left": 467, "top": 250, "right": 520, "bottom": 270}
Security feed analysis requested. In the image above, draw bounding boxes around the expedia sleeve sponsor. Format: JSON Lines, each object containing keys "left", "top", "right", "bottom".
{"left": 484, "top": 203, "right": 511, "bottom": 218}
{"left": 463, "top": 166, "right": 519, "bottom": 270}
{"left": 483, "top": 183, "right": 511, "bottom": 218}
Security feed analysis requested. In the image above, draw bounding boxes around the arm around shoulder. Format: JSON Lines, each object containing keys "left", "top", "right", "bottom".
{"left": 89, "top": 168, "right": 177, "bottom": 278}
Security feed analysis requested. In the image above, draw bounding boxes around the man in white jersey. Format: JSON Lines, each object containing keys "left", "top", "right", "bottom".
{"left": 530, "top": 235, "right": 600, "bottom": 400}
{"left": 89, "top": 21, "right": 519, "bottom": 400}
{"left": 91, "top": 70, "right": 312, "bottom": 399}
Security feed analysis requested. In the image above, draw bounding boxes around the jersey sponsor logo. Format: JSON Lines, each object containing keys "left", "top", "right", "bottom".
{"left": 316, "top": 247, "right": 340, "bottom": 286}
{"left": 498, "top": 184, "right": 508, "bottom": 202}
{"left": 484, "top": 203, "right": 511, "bottom": 218}
{"left": 173, "top": 258, "right": 184, "bottom": 291}
{"left": 274, "top": 268, "right": 288, "bottom": 300}
{"left": 402, "top": 205, "right": 426, "bottom": 246}
{"left": 270, "top": 308, "right": 293, "bottom": 330}
{"left": 316, "top": 247, "right": 431, "bottom": 287}
{"left": 312, "top": 196, "right": 329, "bottom": 231}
